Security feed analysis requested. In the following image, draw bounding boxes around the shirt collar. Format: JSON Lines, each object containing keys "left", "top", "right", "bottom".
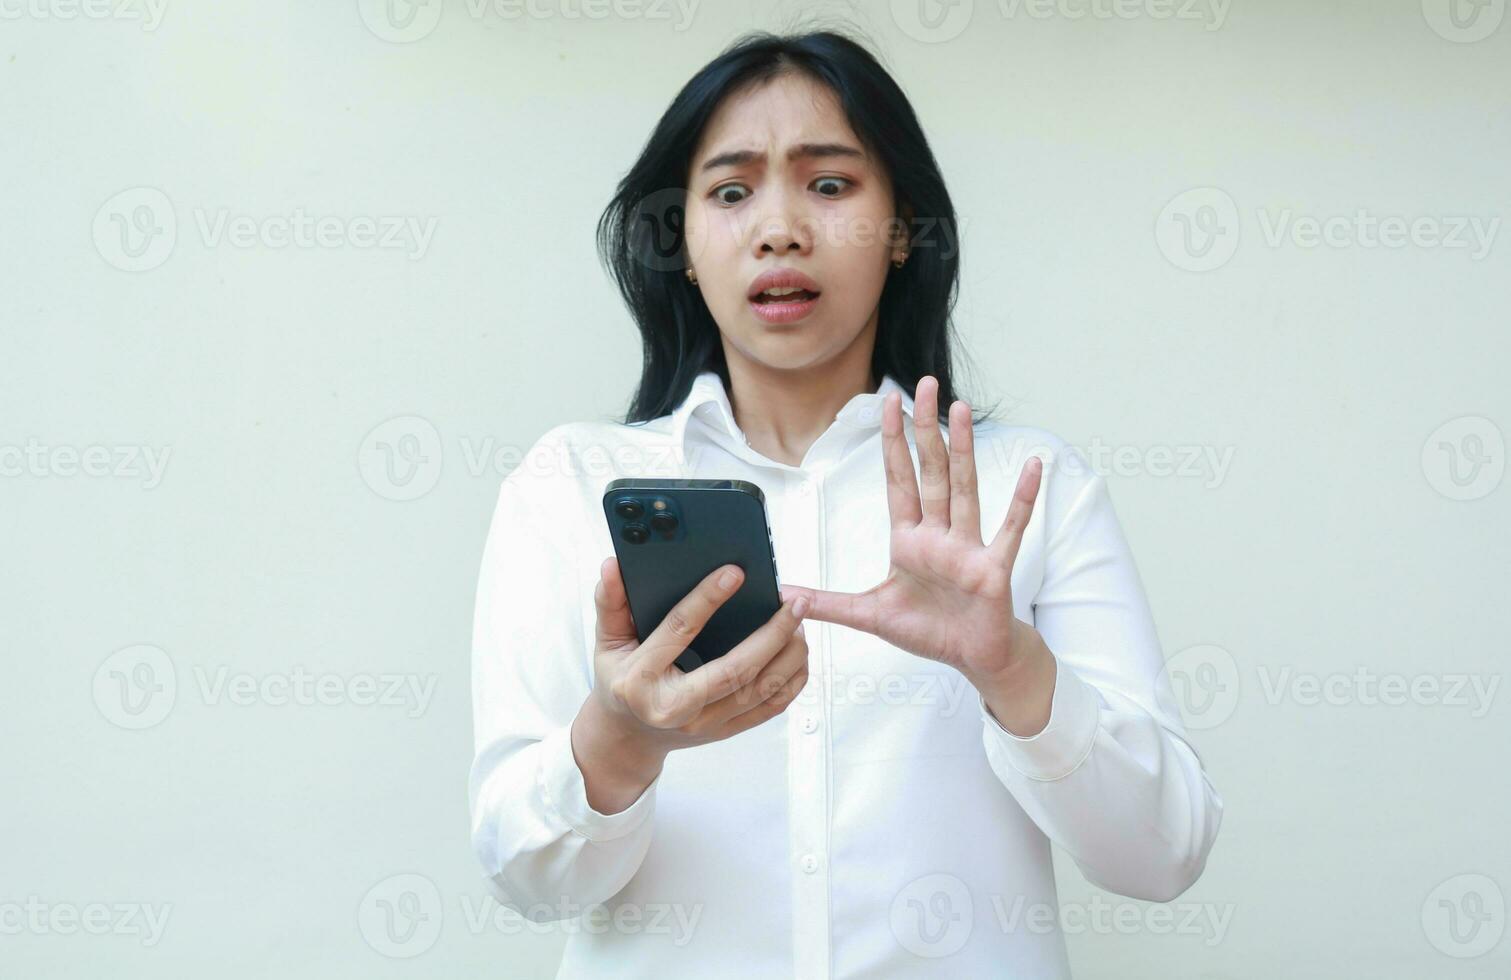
{"left": 670, "top": 369, "right": 914, "bottom": 455}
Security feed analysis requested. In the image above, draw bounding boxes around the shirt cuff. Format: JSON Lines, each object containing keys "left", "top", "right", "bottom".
{"left": 979, "top": 652, "right": 1101, "bottom": 782}
{"left": 536, "top": 723, "right": 661, "bottom": 842}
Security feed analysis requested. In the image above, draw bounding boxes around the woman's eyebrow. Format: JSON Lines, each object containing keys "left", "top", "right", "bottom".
{"left": 698, "top": 142, "right": 865, "bottom": 173}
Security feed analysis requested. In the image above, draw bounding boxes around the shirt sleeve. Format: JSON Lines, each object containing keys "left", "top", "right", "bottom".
{"left": 978, "top": 441, "right": 1224, "bottom": 903}
{"left": 468, "top": 437, "right": 662, "bottom": 920}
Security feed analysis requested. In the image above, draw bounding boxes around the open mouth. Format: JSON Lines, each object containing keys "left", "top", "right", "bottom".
{"left": 751, "top": 287, "right": 821, "bottom": 305}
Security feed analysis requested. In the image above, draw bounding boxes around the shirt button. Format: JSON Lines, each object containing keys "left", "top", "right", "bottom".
{"left": 795, "top": 478, "right": 813, "bottom": 496}
{"left": 800, "top": 854, "right": 819, "bottom": 874}
{"left": 801, "top": 715, "right": 819, "bottom": 734}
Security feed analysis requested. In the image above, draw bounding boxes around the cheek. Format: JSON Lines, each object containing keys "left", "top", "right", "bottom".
{"left": 825, "top": 202, "right": 898, "bottom": 256}
{"left": 706, "top": 207, "right": 755, "bottom": 257}
{"left": 682, "top": 197, "right": 710, "bottom": 263}
{"left": 685, "top": 199, "right": 745, "bottom": 255}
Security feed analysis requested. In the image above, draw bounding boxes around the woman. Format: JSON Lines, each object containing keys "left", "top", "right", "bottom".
{"left": 469, "top": 28, "right": 1222, "bottom": 979}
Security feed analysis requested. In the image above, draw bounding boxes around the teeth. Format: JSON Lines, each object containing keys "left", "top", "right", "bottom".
{"left": 757, "top": 286, "right": 815, "bottom": 301}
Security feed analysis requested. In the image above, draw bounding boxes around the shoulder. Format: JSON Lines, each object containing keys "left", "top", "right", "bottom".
{"left": 971, "top": 419, "right": 1107, "bottom": 537}
{"left": 494, "top": 415, "right": 677, "bottom": 507}
{"left": 971, "top": 419, "right": 1090, "bottom": 476}
{"left": 540, "top": 416, "right": 675, "bottom": 455}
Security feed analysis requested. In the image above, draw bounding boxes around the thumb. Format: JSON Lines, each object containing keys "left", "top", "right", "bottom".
{"left": 594, "top": 556, "right": 639, "bottom": 651}
{"left": 779, "top": 584, "right": 877, "bottom": 635}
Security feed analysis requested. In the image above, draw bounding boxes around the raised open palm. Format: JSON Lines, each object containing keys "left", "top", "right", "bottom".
{"left": 781, "top": 375, "right": 1043, "bottom": 682}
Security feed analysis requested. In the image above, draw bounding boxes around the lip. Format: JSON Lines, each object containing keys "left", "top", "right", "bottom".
{"left": 749, "top": 292, "right": 820, "bottom": 324}
{"left": 747, "top": 267, "right": 823, "bottom": 325}
{"left": 747, "top": 268, "right": 823, "bottom": 300}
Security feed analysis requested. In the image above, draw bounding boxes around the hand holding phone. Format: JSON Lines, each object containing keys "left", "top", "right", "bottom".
{"left": 602, "top": 478, "right": 783, "bottom": 672}
{"left": 587, "top": 557, "right": 810, "bottom": 753}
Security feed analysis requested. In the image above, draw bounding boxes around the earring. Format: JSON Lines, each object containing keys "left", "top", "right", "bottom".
{"left": 891, "top": 253, "right": 908, "bottom": 269}
{"left": 685, "top": 267, "right": 698, "bottom": 284}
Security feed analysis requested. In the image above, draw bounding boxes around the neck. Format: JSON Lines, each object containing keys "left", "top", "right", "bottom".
{"left": 720, "top": 326, "right": 878, "bottom": 468}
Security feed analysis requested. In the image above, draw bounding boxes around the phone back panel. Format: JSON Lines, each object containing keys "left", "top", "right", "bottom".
{"left": 603, "top": 478, "right": 781, "bottom": 673}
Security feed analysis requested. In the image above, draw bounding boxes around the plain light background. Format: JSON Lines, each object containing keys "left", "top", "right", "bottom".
{"left": 2, "top": 0, "right": 1508, "bottom": 976}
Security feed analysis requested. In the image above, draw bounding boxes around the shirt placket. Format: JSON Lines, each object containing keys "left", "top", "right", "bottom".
{"left": 782, "top": 441, "right": 845, "bottom": 980}
{"left": 697, "top": 409, "right": 862, "bottom": 980}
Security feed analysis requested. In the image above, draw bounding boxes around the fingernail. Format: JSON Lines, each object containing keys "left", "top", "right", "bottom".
{"left": 793, "top": 595, "right": 810, "bottom": 618}
{"left": 719, "top": 568, "right": 740, "bottom": 590}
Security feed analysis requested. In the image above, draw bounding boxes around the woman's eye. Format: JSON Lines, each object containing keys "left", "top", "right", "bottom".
{"left": 813, "top": 176, "right": 851, "bottom": 197}
{"left": 712, "top": 183, "right": 748, "bottom": 206}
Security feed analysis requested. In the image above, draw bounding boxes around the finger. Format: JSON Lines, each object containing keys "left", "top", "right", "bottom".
{"left": 703, "top": 626, "right": 809, "bottom": 726}
{"left": 987, "top": 455, "right": 1044, "bottom": 569}
{"left": 912, "top": 376, "right": 951, "bottom": 527}
{"left": 881, "top": 390, "right": 922, "bottom": 528}
{"left": 685, "top": 594, "right": 807, "bottom": 705}
{"left": 638, "top": 563, "right": 744, "bottom": 674}
{"left": 780, "top": 583, "right": 878, "bottom": 635}
{"left": 711, "top": 660, "right": 808, "bottom": 739}
{"left": 593, "top": 557, "right": 639, "bottom": 651}
{"left": 947, "top": 399, "right": 981, "bottom": 543}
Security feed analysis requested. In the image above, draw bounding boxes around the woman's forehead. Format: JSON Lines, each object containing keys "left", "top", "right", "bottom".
{"left": 692, "top": 75, "right": 863, "bottom": 166}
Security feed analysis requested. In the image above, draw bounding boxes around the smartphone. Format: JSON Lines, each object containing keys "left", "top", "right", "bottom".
{"left": 602, "top": 478, "right": 782, "bottom": 673}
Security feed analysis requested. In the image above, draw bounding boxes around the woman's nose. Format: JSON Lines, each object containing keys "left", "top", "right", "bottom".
{"left": 750, "top": 192, "right": 814, "bottom": 256}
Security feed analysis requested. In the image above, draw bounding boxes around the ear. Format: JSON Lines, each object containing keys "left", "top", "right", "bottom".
{"left": 891, "top": 199, "right": 916, "bottom": 252}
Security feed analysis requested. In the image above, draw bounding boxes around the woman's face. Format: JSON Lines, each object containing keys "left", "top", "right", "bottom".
{"left": 683, "top": 72, "right": 905, "bottom": 374}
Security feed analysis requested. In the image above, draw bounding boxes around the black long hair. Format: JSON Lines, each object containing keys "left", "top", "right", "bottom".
{"left": 596, "top": 25, "right": 996, "bottom": 425}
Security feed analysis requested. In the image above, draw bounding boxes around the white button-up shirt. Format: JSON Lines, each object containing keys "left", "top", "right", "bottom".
{"left": 469, "top": 370, "right": 1223, "bottom": 979}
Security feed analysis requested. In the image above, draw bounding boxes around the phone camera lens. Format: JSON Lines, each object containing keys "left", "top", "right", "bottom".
{"left": 622, "top": 523, "right": 649, "bottom": 545}
{"left": 650, "top": 512, "right": 678, "bottom": 535}
{"left": 614, "top": 498, "right": 644, "bottom": 520}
